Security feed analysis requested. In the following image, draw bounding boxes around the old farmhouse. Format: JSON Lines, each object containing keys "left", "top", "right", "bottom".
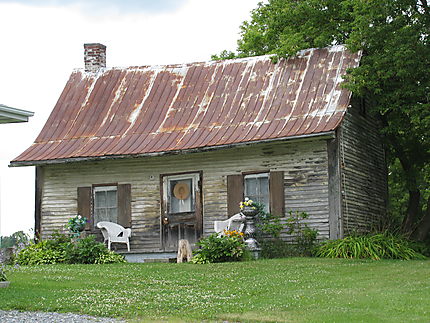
{"left": 11, "top": 44, "right": 387, "bottom": 253}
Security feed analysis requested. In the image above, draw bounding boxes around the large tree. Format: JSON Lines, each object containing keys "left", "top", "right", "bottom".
{"left": 214, "top": 0, "right": 430, "bottom": 240}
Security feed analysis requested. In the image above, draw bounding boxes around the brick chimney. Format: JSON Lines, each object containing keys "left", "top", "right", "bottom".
{"left": 84, "top": 43, "right": 106, "bottom": 72}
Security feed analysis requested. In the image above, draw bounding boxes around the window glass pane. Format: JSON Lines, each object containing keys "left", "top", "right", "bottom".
{"left": 169, "top": 178, "right": 194, "bottom": 213}
{"left": 107, "top": 190, "right": 117, "bottom": 208}
{"left": 245, "top": 178, "right": 258, "bottom": 197}
{"left": 259, "top": 177, "right": 269, "bottom": 196}
{"left": 107, "top": 207, "right": 118, "bottom": 223}
{"left": 260, "top": 195, "right": 270, "bottom": 213}
{"left": 95, "top": 191, "right": 106, "bottom": 208}
{"left": 94, "top": 208, "right": 107, "bottom": 225}
{"left": 244, "top": 174, "right": 270, "bottom": 212}
{"left": 94, "top": 187, "right": 118, "bottom": 224}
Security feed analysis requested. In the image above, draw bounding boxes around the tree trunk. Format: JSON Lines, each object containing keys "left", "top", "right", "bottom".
{"left": 401, "top": 190, "right": 421, "bottom": 236}
{"left": 412, "top": 196, "right": 430, "bottom": 241}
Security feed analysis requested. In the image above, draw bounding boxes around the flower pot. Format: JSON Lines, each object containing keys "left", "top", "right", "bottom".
{"left": 0, "top": 281, "right": 10, "bottom": 288}
{"left": 240, "top": 205, "right": 258, "bottom": 217}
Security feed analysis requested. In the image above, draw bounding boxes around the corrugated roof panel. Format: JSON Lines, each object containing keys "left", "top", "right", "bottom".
{"left": 12, "top": 46, "right": 361, "bottom": 165}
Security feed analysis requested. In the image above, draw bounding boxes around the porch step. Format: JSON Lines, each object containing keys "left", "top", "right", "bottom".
{"left": 118, "top": 250, "right": 177, "bottom": 263}
{"left": 143, "top": 258, "right": 177, "bottom": 263}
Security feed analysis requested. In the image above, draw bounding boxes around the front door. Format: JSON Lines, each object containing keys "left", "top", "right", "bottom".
{"left": 161, "top": 172, "right": 202, "bottom": 251}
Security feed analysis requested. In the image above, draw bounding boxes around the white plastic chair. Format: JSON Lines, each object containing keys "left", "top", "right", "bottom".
{"left": 214, "top": 213, "right": 245, "bottom": 234}
{"left": 96, "top": 221, "right": 132, "bottom": 252}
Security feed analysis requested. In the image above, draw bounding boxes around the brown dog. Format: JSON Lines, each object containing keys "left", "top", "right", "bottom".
{"left": 177, "top": 239, "right": 192, "bottom": 263}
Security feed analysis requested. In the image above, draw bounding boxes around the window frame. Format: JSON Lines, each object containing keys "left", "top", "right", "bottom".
{"left": 92, "top": 184, "right": 118, "bottom": 228}
{"left": 163, "top": 173, "right": 199, "bottom": 215}
{"left": 243, "top": 172, "right": 270, "bottom": 212}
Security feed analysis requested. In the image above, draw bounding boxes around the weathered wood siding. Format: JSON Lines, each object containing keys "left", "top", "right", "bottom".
{"left": 39, "top": 138, "right": 331, "bottom": 250}
{"left": 339, "top": 103, "right": 387, "bottom": 235}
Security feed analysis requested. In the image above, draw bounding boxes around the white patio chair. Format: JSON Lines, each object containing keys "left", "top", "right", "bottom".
{"left": 214, "top": 213, "right": 245, "bottom": 234}
{"left": 96, "top": 221, "right": 132, "bottom": 252}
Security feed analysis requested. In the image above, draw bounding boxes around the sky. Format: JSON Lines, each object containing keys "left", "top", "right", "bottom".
{"left": 0, "top": 0, "right": 261, "bottom": 237}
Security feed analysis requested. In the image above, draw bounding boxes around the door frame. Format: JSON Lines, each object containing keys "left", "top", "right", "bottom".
{"left": 160, "top": 170, "right": 203, "bottom": 250}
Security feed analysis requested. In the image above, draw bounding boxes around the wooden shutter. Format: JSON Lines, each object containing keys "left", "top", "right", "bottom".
{"left": 195, "top": 176, "right": 203, "bottom": 238}
{"left": 227, "top": 174, "right": 244, "bottom": 216}
{"left": 77, "top": 187, "right": 92, "bottom": 230}
{"left": 118, "top": 184, "right": 132, "bottom": 228}
{"left": 270, "top": 171, "right": 285, "bottom": 216}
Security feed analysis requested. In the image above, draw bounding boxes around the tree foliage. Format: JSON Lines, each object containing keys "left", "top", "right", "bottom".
{"left": 215, "top": 0, "right": 430, "bottom": 240}
{"left": 0, "top": 231, "right": 30, "bottom": 248}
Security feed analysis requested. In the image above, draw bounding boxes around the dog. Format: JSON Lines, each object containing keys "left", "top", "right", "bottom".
{"left": 177, "top": 239, "right": 193, "bottom": 263}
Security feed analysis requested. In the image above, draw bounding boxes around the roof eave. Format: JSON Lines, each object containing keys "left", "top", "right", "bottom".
{"left": 9, "top": 131, "right": 336, "bottom": 167}
{"left": 0, "top": 105, "right": 34, "bottom": 124}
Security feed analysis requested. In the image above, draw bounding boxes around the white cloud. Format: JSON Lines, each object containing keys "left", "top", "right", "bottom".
{"left": 0, "top": 0, "right": 188, "bottom": 14}
{"left": 0, "top": 0, "right": 259, "bottom": 236}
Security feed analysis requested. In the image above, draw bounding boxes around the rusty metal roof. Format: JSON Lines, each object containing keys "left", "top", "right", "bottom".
{"left": 11, "top": 45, "right": 361, "bottom": 165}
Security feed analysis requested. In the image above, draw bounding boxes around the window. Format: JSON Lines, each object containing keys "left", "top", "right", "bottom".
{"left": 77, "top": 184, "right": 131, "bottom": 230}
{"left": 93, "top": 186, "right": 118, "bottom": 225}
{"left": 244, "top": 173, "right": 270, "bottom": 212}
{"left": 163, "top": 173, "right": 200, "bottom": 214}
{"left": 168, "top": 178, "right": 195, "bottom": 213}
{"left": 227, "top": 171, "right": 284, "bottom": 216}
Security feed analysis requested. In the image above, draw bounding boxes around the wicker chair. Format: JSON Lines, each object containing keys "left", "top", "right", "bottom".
{"left": 96, "top": 221, "right": 132, "bottom": 251}
{"left": 213, "top": 213, "right": 245, "bottom": 234}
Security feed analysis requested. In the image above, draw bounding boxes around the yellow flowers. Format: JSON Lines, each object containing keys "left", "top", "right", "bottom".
{"left": 223, "top": 229, "right": 244, "bottom": 238}
{"left": 239, "top": 198, "right": 257, "bottom": 210}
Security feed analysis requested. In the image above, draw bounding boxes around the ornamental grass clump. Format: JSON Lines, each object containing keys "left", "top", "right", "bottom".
{"left": 315, "top": 232, "right": 427, "bottom": 260}
{"left": 191, "top": 230, "right": 248, "bottom": 264}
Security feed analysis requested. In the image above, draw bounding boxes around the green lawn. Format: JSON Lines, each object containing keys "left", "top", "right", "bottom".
{"left": 0, "top": 258, "right": 429, "bottom": 322}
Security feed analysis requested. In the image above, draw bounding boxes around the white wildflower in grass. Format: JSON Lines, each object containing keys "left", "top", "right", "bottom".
{"left": 4, "top": 259, "right": 430, "bottom": 321}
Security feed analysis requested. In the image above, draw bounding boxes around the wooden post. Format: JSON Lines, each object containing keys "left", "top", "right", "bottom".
{"left": 35, "top": 166, "right": 44, "bottom": 242}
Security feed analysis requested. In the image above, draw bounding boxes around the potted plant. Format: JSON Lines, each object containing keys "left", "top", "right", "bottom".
{"left": 239, "top": 198, "right": 260, "bottom": 254}
{"left": 0, "top": 265, "right": 10, "bottom": 288}
{"left": 66, "top": 214, "right": 87, "bottom": 239}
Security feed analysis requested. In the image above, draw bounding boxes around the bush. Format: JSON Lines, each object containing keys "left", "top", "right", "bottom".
{"left": 192, "top": 231, "right": 248, "bottom": 263}
{"left": 17, "top": 241, "right": 67, "bottom": 265}
{"left": 16, "top": 233, "right": 125, "bottom": 265}
{"left": 255, "top": 208, "right": 319, "bottom": 258}
{"left": 315, "top": 233, "right": 427, "bottom": 260}
{"left": 65, "top": 236, "right": 109, "bottom": 264}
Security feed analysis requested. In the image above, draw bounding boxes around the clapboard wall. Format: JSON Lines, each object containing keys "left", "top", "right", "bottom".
{"left": 339, "top": 102, "right": 387, "bottom": 235}
{"left": 38, "top": 138, "right": 331, "bottom": 250}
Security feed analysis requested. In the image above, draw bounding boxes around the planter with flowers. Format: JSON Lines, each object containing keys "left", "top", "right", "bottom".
{"left": 66, "top": 214, "right": 87, "bottom": 240}
{"left": 240, "top": 198, "right": 261, "bottom": 257}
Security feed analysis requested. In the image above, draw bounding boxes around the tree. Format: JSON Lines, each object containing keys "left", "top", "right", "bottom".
{"left": 0, "top": 231, "right": 30, "bottom": 248}
{"left": 214, "top": 0, "right": 430, "bottom": 240}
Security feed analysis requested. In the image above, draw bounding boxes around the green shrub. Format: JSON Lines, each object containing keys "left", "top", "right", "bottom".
{"left": 315, "top": 233, "right": 427, "bottom": 260}
{"left": 192, "top": 232, "right": 247, "bottom": 263}
{"left": 16, "top": 233, "right": 125, "bottom": 265}
{"left": 256, "top": 208, "right": 319, "bottom": 258}
{"left": 408, "top": 240, "right": 430, "bottom": 257}
{"left": 17, "top": 241, "right": 67, "bottom": 265}
{"left": 66, "top": 236, "right": 109, "bottom": 264}
{"left": 95, "top": 250, "right": 126, "bottom": 264}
